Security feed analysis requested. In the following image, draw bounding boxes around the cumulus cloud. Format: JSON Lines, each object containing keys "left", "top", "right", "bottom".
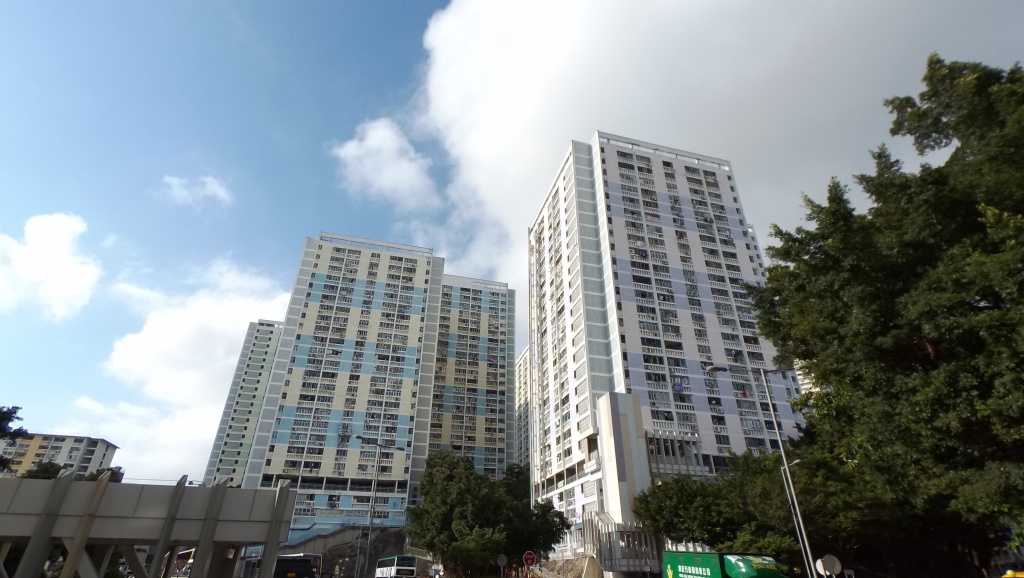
{"left": 75, "top": 260, "right": 289, "bottom": 481}
{"left": 385, "top": 0, "right": 1023, "bottom": 350}
{"left": 161, "top": 175, "right": 233, "bottom": 208}
{"left": 331, "top": 118, "right": 441, "bottom": 212}
{"left": 0, "top": 213, "right": 102, "bottom": 320}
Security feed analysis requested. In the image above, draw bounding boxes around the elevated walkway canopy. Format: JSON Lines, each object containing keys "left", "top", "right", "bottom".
{"left": 0, "top": 472, "right": 295, "bottom": 578}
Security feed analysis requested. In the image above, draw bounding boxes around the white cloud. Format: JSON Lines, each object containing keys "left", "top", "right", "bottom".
{"left": 76, "top": 260, "right": 289, "bottom": 481}
{"left": 161, "top": 175, "right": 233, "bottom": 208}
{"left": 331, "top": 118, "right": 441, "bottom": 212}
{"left": 67, "top": 396, "right": 224, "bottom": 484}
{"left": 0, "top": 213, "right": 102, "bottom": 320}
{"left": 384, "top": 0, "right": 1024, "bottom": 351}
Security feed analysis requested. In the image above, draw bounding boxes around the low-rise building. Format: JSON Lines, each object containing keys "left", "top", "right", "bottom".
{"left": 1, "top": 433, "right": 117, "bottom": 477}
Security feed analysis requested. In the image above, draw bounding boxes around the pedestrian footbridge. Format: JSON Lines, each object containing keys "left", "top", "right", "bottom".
{"left": 0, "top": 471, "right": 295, "bottom": 578}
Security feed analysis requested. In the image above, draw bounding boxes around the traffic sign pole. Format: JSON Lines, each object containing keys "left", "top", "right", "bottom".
{"left": 497, "top": 554, "right": 507, "bottom": 578}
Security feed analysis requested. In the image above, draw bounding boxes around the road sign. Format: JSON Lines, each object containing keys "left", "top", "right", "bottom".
{"left": 523, "top": 551, "right": 537, "bottom": 566}
{"left": 497, "top": 555, "right": 507, "bottom": 567}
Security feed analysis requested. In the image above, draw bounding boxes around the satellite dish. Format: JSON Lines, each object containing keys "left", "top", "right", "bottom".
{"left": 815, "top": 555, "right": 842, "bottom": 576}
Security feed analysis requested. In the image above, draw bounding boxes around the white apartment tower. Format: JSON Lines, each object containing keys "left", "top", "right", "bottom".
{"left": 232, "top": 233, "right": 512, "bottom": 543}
{"left": 205, "top": 319, "right": 283, "bottom": 486}
{"left": 528, "top": 132, "right": 802, "bottom": 555}
{"left": 514, "top": 350, "right": 531, "bottom": 467}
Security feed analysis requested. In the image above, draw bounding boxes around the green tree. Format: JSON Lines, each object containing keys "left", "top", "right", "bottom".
{"left": 407, "top": 452, "right": 500, "bottom": 575}
{"left": 746, "top": 54, "right": 1024, "bottom": 575}
{"left": 82, "top": 467, "right": 124, "bottom": 482}
{"left": 498, "top": 464, "right": 570, "bottom": 564}
{"left": 635, "top": 55, "right": 1022, "bottom": 578}
{"left": 21, "top": 460, "right": 64, "bottom": 479}
{"left": 407, "top": 453, "right": 569, "bottom": 577}
{"left": 0, "top": 405, "right": 28, "bottom": 470}
{"left": 445, "top": 526, "right": 506, "bottom": 578}
{"left": 634, "top": 453, "right": 801, "bottom": 573}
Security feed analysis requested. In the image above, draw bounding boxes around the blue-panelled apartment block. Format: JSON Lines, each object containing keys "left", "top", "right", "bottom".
{"left": 430, "top": 274, "right": 514, "bottom": 478}
{"left": 226, "top": 233, "right": 512, "bottom": 543}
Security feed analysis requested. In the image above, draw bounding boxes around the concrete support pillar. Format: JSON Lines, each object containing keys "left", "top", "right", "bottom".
{"left": 205, "top": 546, "right": 240, "bottom": 578}
{"left": 148, "top": 476, "right": 189, "bottom": 578}
{"left": 190, "top": 480, "right": 230, "bottom": 578}
{"left": 1, "top": 543, "right": 12, "bottom": 578}
{"left": 60, "top": 471, "right": 113, "bottom": 578}
{"left": 123, "top": 545, "right": 152, "bottom": 578}
{"left": 257, "top": 480, "right": 293, "bottom": 578}
{"left": 92, "top": 545, "right": 116, "bottom": 578}
{"left": 14, "top": 471, "right": 76, "bottom": 578}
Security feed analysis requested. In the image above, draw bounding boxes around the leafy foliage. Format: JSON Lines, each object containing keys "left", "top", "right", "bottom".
{"left": 635, "top": 453, "right": 801, "bottom": 573}
{"left": 21, "top": 460, "right": 64, "bottom": 479}
{"left": 407, "top": 452, "right": 569, "bottom": 577}
{"left": 0, "top": 405, "right": 28, "bottom": 470}
{"left": 636, "top": 54, "right": 1024, "bottom": 578}
{"left": 749, "top": 53, "right": 1024, "bottom": 575}
{"left": 82, "top": 467, "right": 124, "bottom": 482}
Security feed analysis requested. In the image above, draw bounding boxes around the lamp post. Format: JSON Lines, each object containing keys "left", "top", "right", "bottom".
{"left": 781, "top": 461, "right": 812, "bottom": 577}
{"left": 707, "top": 364, "right": 815, "bottom": 577}
{"left": 355, "top": 435, "right": 400, "bottom": 578}
{"left": 758, "top": 367, "right": 815, "bottom": 577}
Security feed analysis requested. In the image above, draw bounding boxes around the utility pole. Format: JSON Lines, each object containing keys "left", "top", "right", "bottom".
{"left": 355, "top": 435, "right": 402, "bottom": 578}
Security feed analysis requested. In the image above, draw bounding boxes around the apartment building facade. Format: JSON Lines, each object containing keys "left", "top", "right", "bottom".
{"left": 429, "top": 274, "right": 514, "bottom": 477}
{"left": 204, "top": 319, "right": 283, "bottom": 486}
{"left": 230, "top": 233, "right": 511, "bottom": 542}
{"left": 527, "top": 132, "right": 802, "bottom": 554}
{"left": 514, "top": 350, "right": 531, "bottom": 467}
{"left": 1, "top": 434, "right": 117, "bottom": 477}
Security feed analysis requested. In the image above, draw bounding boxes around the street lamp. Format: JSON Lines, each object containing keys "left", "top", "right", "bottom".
{"left": 780, "top": 460, "right": 812, "bottom": 577}
{"left": 355, "top": 435, "right": 402, "bottom": 578}
{"left": 707, "top": 365, "right": 815, "bottom": 578}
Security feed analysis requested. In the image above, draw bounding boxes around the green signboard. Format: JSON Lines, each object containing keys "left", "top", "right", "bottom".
{"left": 663, "top": 551, "right": 722, "bottom": 578}
{"left": 663, "top": 552, "right": 788, "bottom": 578}
{"left": 722, "top": 555, "right": 787, "bottom": 578}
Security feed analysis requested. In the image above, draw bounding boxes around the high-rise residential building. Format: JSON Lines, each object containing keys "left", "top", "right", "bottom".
{"left": 514, "top": 350, "right": 531, "bottom": 467}
{"left": 204, "top": 319, "right": 284, "bottom": 486}
{"left": 429, "top": 275, "right": 514, "bottom": 477}
{"left": 229, "top": 233, "right": 511, "bottom": 542}
{"left": 1, "top": 434, "right": 117, "bottom": 477}
{"left": 527, "top": 132, "right": 802, "bottom": 559}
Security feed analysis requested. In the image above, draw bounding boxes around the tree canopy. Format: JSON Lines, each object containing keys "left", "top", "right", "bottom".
{"left": 636, "top": 54, "right": 1024, "bottom": 578}
{"left": 753, "top": 52, "right": 1024, "bottom": 526}
{"left": 406, "top": 452, "right": 569, "bottom": 578}
{"left": 21, "top": 460, "right": 64, "bottom": 479}
{"left": 634, "top": 453, "right": 802, "bottom": 572}
{"left": 0, "top": 406, "right": 28, "bottom": 470}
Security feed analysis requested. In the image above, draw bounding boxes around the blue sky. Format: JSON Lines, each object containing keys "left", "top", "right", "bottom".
{"left": 2, "top": 1, "right": 1022, "bottom": 482}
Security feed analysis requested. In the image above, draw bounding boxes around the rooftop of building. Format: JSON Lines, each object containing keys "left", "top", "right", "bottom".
{"left": 2, "top": 433, "right": 119, "bottom": 450}
{"left": 595, "top": 130, "right": 733, "bottom": 169}
{"left": 441, "top": 273, "right": 510, "bottom": 291}
{"left": 318, "top": 231, "right": 434, "bottom": 257}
